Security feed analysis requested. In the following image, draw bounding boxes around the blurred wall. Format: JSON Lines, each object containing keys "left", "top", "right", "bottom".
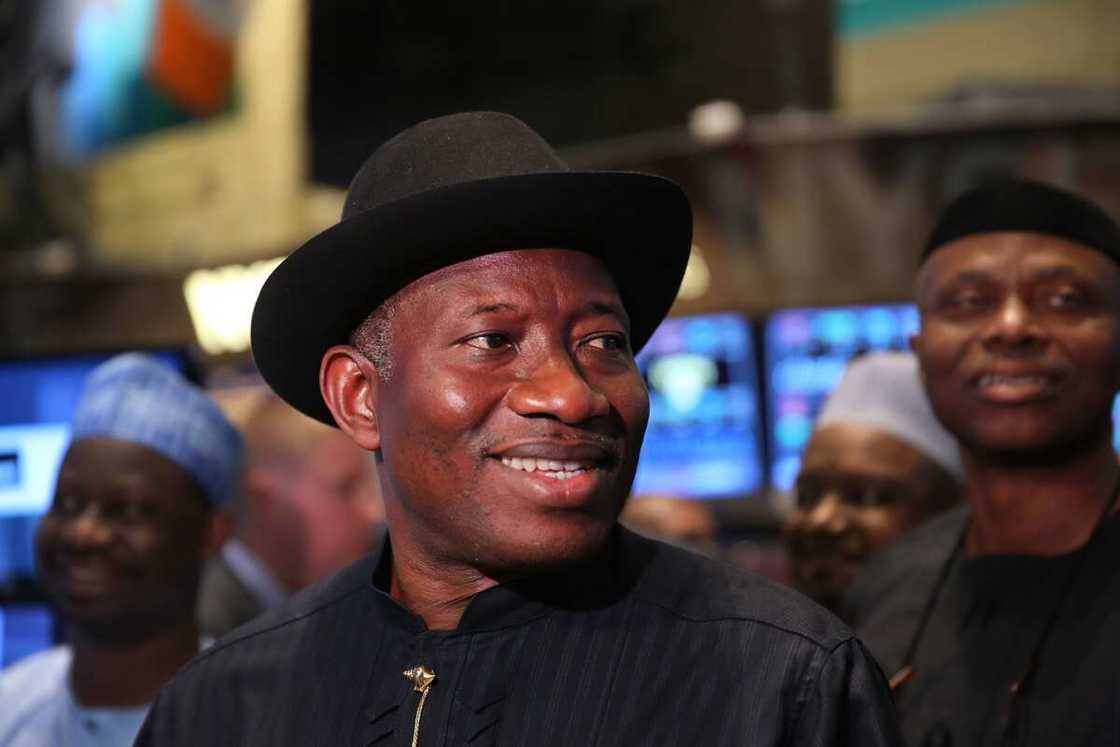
{"left": 579, "top": 111, "right": 1120, "bottom": 318}
{"left": 837, "top": 0, "right": 1120, "bottom": 111}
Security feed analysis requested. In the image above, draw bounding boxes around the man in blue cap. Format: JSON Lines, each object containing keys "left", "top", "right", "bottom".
{"left": 0, "top": 353, "right": 242, "bottom": 747}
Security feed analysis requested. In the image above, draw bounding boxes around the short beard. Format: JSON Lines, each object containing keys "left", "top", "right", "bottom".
{"left": 961, "top": 412, "right": 1114, "bottom": 470}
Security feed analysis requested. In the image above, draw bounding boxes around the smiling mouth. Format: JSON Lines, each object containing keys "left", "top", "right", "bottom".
{"left": 977, "top": 373, "right": 1050, "bottom": 388}
{"left": 974, "top": 372, "right": 1057, "bottom": 400}
{"left": 498, "top": 456, "right": 598, "bottom": 480}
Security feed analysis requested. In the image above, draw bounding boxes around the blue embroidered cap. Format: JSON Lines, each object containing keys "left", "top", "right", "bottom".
{"left": 70, "top": 353, "right": 243, "bottom": 506}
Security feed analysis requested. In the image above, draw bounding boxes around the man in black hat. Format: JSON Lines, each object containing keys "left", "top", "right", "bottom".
{"left": 846, "top": 179, "right": 1120, "bottom": 746}
{"left": 138, "top": 111, "right": 899, "bottom": 746}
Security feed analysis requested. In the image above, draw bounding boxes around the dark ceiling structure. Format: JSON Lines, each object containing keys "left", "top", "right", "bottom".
{"left": 307, "top": 0, "right": 832, "bottom": 186}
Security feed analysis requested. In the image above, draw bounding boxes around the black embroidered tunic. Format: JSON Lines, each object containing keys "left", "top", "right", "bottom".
{"left": 138, "top": 528, "right": 900, "bottom": 746}
{"left": 846, "top": 506, "right": 1120, "bottom": 746}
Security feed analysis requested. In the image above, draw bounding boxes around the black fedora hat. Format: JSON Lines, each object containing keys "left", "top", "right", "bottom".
{"left": 251, "top": 111, "right": 693, "bottom": 425}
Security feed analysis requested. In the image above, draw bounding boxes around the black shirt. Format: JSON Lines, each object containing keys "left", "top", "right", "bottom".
{"left": 139, "top": 528, "right": 900, "bottom": 746}
{"left": 846, "top": 506, "right": 1120, "bottom": 747}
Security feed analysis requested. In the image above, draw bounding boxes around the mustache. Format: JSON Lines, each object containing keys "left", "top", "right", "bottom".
{"left": 480, "top": 428, "right": 628, "bottom": 461}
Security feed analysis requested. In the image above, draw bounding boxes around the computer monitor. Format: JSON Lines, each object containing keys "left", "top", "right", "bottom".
{"left": 0, "top": 351, "right": 190, "bottom": 584}
{"left": 1113, "top": 398, "right": 1120, "bottom": 453}
{"left": 765, "top": 304, "right": 920, "bottom": 492}
{"left": 0, "top": 602, "right": 56, "bottom": 667}
{"left": 632, "top": 312, "right": 764, "bottom": 498}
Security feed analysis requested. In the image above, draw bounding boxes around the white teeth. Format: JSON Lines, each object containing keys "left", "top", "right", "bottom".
{"left": 499, "top": 456, "right": 592, "bottom": 478}
{"left": 979, "top": 374, "right": 1047, "bottom": 387}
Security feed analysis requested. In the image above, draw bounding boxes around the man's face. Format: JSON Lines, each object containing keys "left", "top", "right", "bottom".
{"left": 912, "top": 232, "right": 1120, "bottom": 459}
{"left": 36, "top": 437, "right": 213, "bottom": 641}
{"left": 372, "top": 249, "right": 649, "bottom": 577}
{"left": 286, "top": 432, "right": 383, "bottom": 588}
{"left": 785, "top": 424, "right": 955, "bottom": 610}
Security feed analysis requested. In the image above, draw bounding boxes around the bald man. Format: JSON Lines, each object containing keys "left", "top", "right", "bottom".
{"left": 197, "top": 394, "right": 384, "bottom": 637}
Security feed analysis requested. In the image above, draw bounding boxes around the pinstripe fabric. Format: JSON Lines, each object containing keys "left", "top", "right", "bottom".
{"left": 137, "top": 528, "right": 901, "bottom": 746}
{"left": 848, "top": 507, "right": 1120, "bottom": 746}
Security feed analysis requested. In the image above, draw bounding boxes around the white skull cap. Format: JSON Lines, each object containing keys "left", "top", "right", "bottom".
{"left": 816, "top": 351, "right": 963, "bottom": 481}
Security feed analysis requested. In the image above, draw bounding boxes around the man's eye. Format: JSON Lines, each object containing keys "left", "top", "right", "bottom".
{"left": 585, "top": 334, "right": 629, "bottom": 353}
{"left": 51, "top": 493, "right": 83, "bottom": 516}
{"left": 947, "top": 291, "right": 990, "bottom": 312}
{"left": 1044, "top": 288, "right": 1086, "bottom": 310}
{"left": 109, "top": 501, "right": 146, "bottom": 523}
{"left": 794, "top": 484, "right": 821, "bottom": 509}
{"left": 464, "top": 332, "right": 512, "bottom": 350}
{"left": 855, "top": 485, "right": 896, "bottom": 507}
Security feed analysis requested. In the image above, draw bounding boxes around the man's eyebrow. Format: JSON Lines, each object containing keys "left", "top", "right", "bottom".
{"left": 939, "top": 270, "right": 993, "bottom": 286}
{"left": 1028, "top": 265, "right": 1094, "bottom": 282}
{"left": 466, "top": 302, "right": 519, "bottom": 317}
{"left": 464, "top": 300, "right": 628, "bottom": 317}
{"left": 582, "top": 301, "right": 630, "bottom": 327}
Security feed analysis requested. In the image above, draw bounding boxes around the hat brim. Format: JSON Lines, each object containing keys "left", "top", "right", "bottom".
{"left": 251, "top": 171, "right": 692, "bottom": 425}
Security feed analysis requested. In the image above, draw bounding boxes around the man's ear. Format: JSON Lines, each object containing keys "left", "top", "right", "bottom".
{"left": 909, "top": 331, "right": 921, "bottom": 356}
{"left": 320, "top": 345, "right": 382, "bottom": 451}
{"left": 202, "top": 509, "right": 232, "bottom": 559}
{"left": 909, "top": 331, "right": 928, "bottom": 387}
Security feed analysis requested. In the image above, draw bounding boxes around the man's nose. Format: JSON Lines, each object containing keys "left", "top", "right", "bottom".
{"left": 982, "top": 296, "right": 1046, "bottom": 355}
{"left": 60, "top": 506, "right": 114, "bottom": 548}
{"left": 507, "top": 350, "right": 611, "bottom": 424}
{"left": 803, "top": 493, "right": 850, "bottom": 535}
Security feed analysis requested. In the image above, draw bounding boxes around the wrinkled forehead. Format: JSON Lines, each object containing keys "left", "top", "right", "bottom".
{"left": 918, "top": 231, "right": 1120, "bottom": 288}
{"left": 802, "top": 424, "right": 933, "bottom": 478}
{"left": 59, "top": 437, "right": 208, "bottom": 508}
{"left": 393, "top": 248, "right": 627, "bottom": 315}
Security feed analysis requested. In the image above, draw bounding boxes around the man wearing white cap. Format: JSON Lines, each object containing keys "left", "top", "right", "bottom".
{"left": 0, "top": 353, "right": 241, "bottom": 747}
{"left": 785, "top": 351, "right": 963, "bottom": 613}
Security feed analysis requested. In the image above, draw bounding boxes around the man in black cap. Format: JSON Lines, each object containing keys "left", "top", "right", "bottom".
{"left": 846, "top": 179, "right": 1120, "bottom": 746}
{"left": 138, "top": 111, "right": 899, "bottom": 746}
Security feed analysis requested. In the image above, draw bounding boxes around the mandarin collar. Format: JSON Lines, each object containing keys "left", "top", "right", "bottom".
{"left": 367, "top": 527, "right": 639, "bottom": 634}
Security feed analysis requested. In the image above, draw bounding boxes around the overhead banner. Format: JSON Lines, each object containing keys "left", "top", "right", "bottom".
{"left": 55, "top": 0, "right": 245, "bottom": 158}
{"left": 837, "top": 0, "right": 1032, "bottom": 38}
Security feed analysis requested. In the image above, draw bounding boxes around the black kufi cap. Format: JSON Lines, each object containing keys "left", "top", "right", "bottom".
{"left": 922, "top": 179, "right": 1120, "bottom": 264}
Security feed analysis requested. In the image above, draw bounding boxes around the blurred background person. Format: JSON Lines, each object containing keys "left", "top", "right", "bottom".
{"left": 196, "top": 392, "right": 384, "bottom": 638}
{"left": 621, "top": 494, "right": 720, "bottom": 556}
{"left": 0, "top": 353, "right": 241, "bottom": 747}
{"left": 785, "top": 351, "right": 963, "bottom": 613}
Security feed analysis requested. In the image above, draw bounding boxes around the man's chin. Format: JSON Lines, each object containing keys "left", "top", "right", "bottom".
{"left": 60, "top": 599, "right": 190, "bottom": 646}
{"left": 964, "top": 425, "right": 1113, "bottom": 468}
{"left": 480, "top": 521, "right": 617, "bottom": 579}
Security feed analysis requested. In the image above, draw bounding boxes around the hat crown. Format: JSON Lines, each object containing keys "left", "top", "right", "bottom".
{"left": 342, "top": 112, "right": 568, "bottom": 220}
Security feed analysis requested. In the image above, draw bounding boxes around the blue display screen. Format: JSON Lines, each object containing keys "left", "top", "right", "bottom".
{"left": 0, "top": 351, "right": 187, "bottom": 583}
{"left": 765, "top": 304, "right": 920, "bottom": 491}
{"left": 1113, "top": 399, "right": 1120, "bottom": 453}
{"left": 632, "top": 313, "right": 764, "bottom": 498}
{"left": 0, "top": 603, "right": 56, "bottom": 667}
